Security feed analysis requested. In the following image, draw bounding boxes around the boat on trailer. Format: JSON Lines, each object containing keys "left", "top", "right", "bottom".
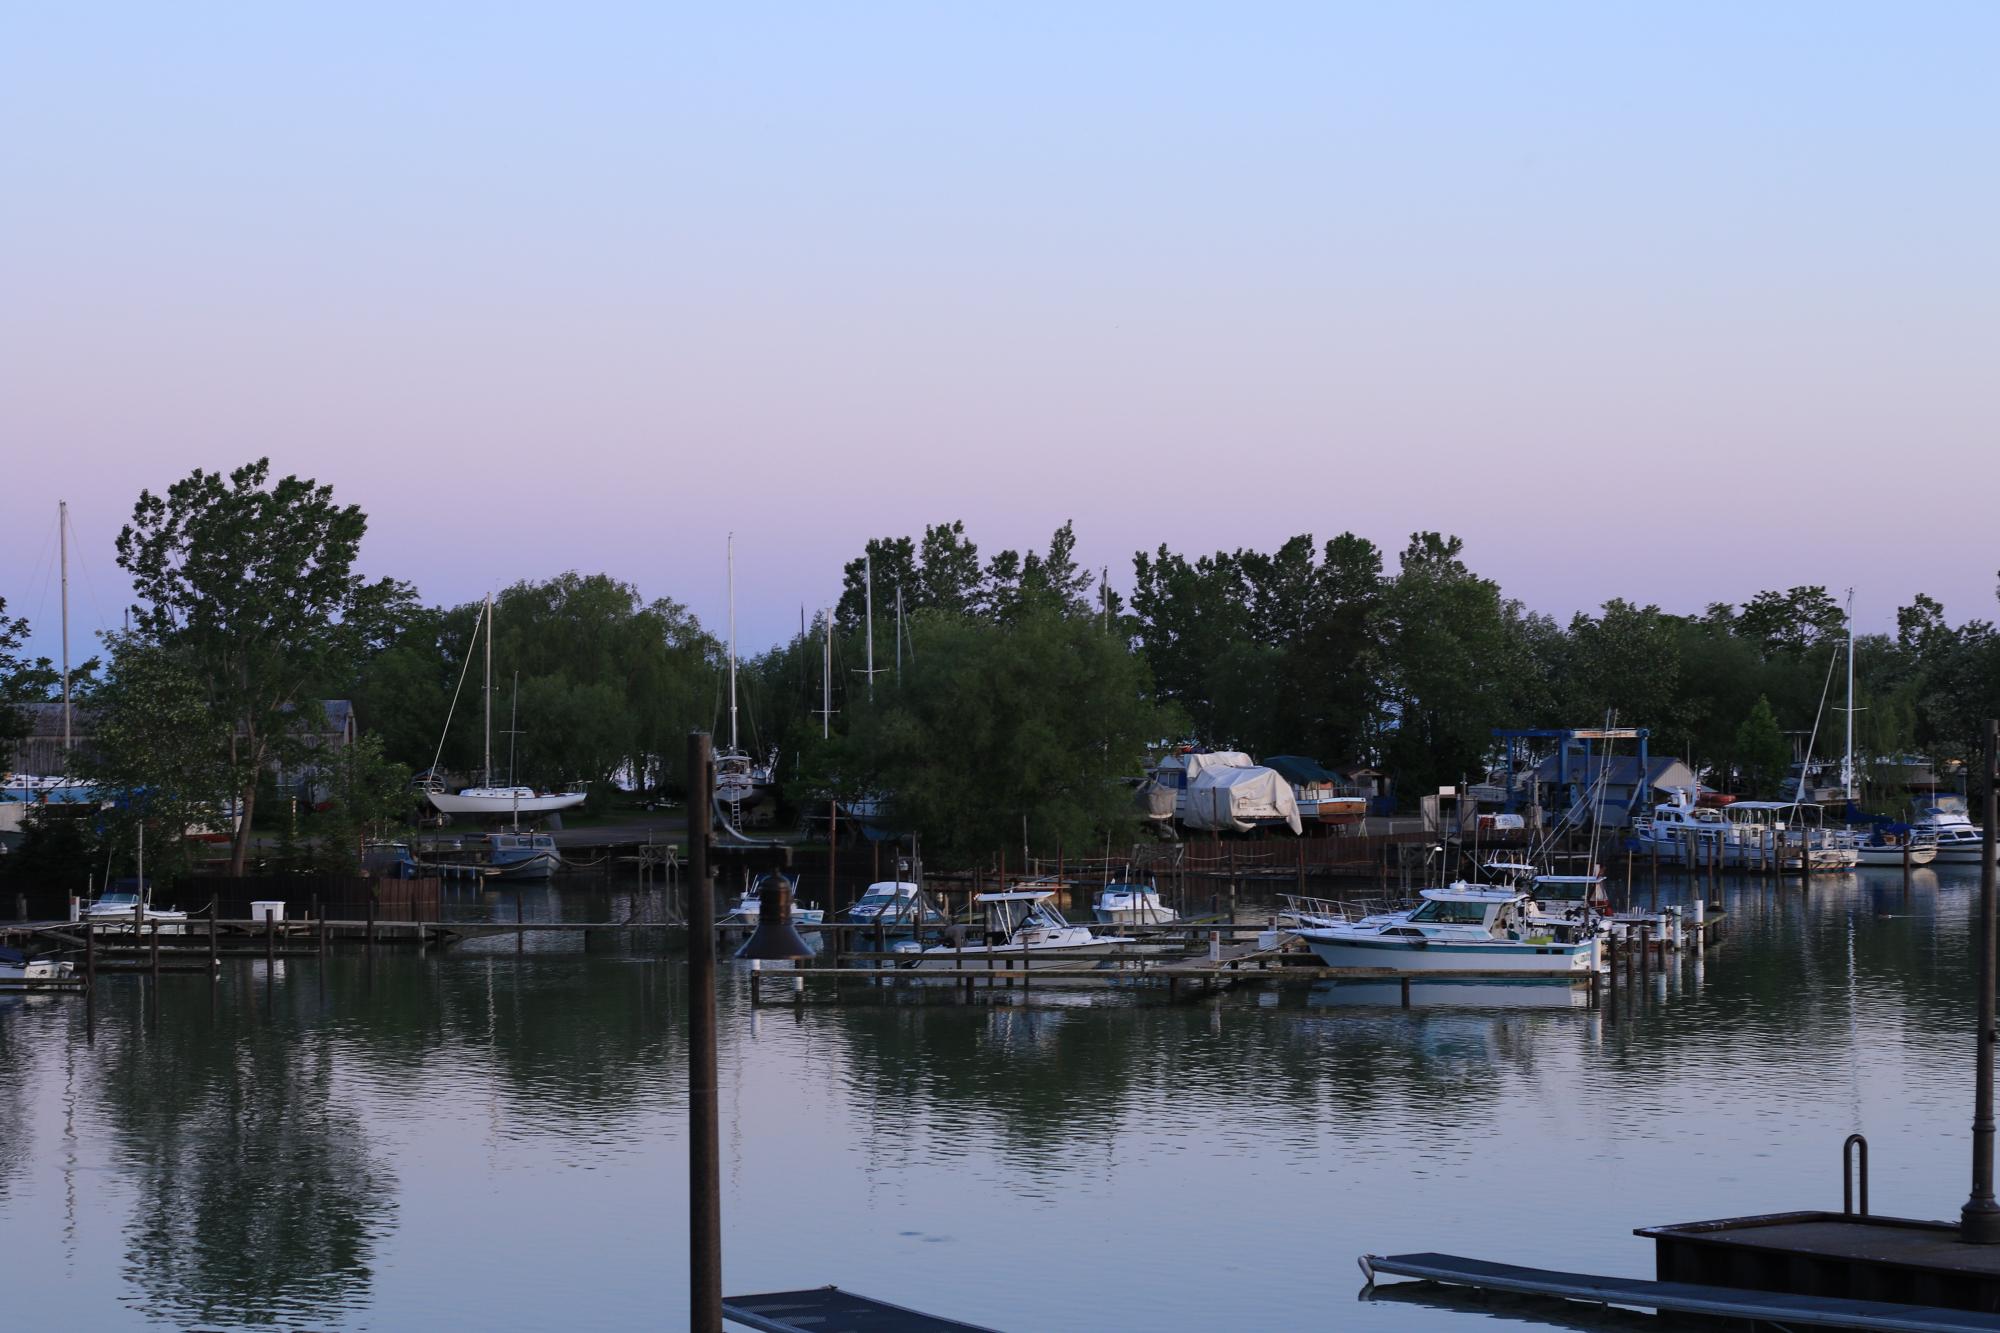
{"left": 895, "top": 890, "right": 1134, "bottom": 970}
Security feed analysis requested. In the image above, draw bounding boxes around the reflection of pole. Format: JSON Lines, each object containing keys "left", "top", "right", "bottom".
{"left": 1964, "top": 717, "right": 2000, "bottom": 1243}
{"left": 687, "top": 732, "right": 722, "bottom": 1326}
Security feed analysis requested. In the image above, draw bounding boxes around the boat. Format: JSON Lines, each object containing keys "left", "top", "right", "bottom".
{"left": 424, "top": 594, "right": 586, "bottom": 818}
{"left": 715, "top": 537, "right": 778, "bottom": 817}
{"left": 1287, "top": 885, "right": 1601, "bottom": 976}
{"left": 409, "top": 832, "right": 562, "bottom": 880}
{"left": 1853, "top": 827, "right": 1938, "bottom": 867}
{"left": 844, "top": 878, "right": 942, "bottom": 928}
{"left": 726, "top": 873, "right": 826, "bottom": 927}
{"left": 83, "top": 889, "right": 189, "bottom": 933}
{"left": 1910, "top": 795, "right": 1987, "bottom": 864}
{"left": 1142, "top": 747, "right": 1303, "bottom": 835}
{"left": 1093, "top": 880, "right": 1180, "bottom": 925}
{"left": 1632, "top": 791, "right": 1858, "bottom": 869}
{"left": 0, "top": 947, "right": 74, "bottom": 983}
{"left": 894, "top": 890, "right": 1135, "bottom": 970}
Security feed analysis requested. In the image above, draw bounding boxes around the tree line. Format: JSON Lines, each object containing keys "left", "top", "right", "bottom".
{"left": 2, "top": 461, "right": 1997, "bottom": 879}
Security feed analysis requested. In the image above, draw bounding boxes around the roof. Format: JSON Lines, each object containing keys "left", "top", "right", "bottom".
{"left": 1531, "top": 754, "right": 1691, "bottom": 787}
{"left": 1424, "top": 886, "right": 1522, "bottom": 902}
{"left": 974, "top": 890, "right": 1057, "bottom": 903}
{"left": 1263, "top": 754, "right": 1342, "bottom": 785}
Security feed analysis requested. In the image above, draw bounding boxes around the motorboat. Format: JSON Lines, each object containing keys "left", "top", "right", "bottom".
{"left": 83, "top": 889, "right": 189, "bottom": 933}
{"left": 1288, "top": 885, "right": 1601, "bottom": 976}
{"left": 1911, "top": 796, "right": 1988, "bottom": 864}
{"left": 1853, "top": 827, "right": 1939, "bottom": 867}
{"left": 894, "top": 890, "right": 1134, "bottom": 970}
{"left": 726, "top": 873, "right": 826, "bottom": 928}
{"left": 406, "top": 832, "right": 561, "bottom": 880}
{"left": 844, "top": 879, "right": 940, "bottom": 928}
{"left": 1093, "top": 880, "right": 1180, "bottom": 925}
{"left": 0, "top": 947, "right": 74, "bottom": 983}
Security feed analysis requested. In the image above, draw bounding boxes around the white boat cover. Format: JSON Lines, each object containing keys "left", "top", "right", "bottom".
{"left": 1183, "top": 763, "right": 1302, "bottom": 834}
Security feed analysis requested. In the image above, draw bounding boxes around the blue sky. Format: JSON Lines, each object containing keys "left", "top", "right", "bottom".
{"left": 3, "top": 2, "right": 1995, "bottom": 657}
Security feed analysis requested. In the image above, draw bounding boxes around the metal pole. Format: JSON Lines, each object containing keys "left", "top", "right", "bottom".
{"left": 1962, "top": 718, "right": 2000, "bottom": 1243}
{"left": 59, "top": 499, "right": 71, "bottom": 755}
{"left": 686, "top": 732, "right": 722, "bottom": 1328}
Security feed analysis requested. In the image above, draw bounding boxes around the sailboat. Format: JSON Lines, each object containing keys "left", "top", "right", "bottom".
{"left": 425, "top": 595, "right": 587, "bottom": 817}
{"left": 715, "top": 536, "right": 777, "bottom": 817}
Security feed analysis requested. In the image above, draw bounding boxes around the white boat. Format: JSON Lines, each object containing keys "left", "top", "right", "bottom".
{"left": 1288, "top": 885, "right": 1601, "bottom": 976}
{"left": 726, "top": 874, "right": 826, "bottom": 927}
{"left": 715, "top": 537, "right": 778, "bottom": 815}
{"left": 1911, "top": 796, "right": 1988, "bottom": 864}
{"left": 895, "top": 890, "right": 1134, "bottom": 970}
{"left": 84, "top": 890, "right": 189, "bottom": 933}
{"left": 845, "top": 879, "right": 941, "bottom": 927}
{"left": 1093, "top": 881, "right": 1180, "bottom": 925}
{"left": 1853, "top": 832, "right": 1938, "bottom": 867}
{"left": 425, "top": 594, "right": 586, "bottom": 818}
{"left": 0, "top": 947, "right": 74, "bottom": 983}
{"left": 1632, "top": 791, "right": 1857, "bottom": 869}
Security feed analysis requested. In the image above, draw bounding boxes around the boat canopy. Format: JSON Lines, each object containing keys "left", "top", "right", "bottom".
{"left": 1423, "top": 886, "right": 1522, "bottom": 904}
{"left": 974, "top": 890, "right": 1058, "bottom": 903}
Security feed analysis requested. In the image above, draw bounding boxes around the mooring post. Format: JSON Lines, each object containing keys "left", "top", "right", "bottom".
{"left": 686, "top": 732, "right": 722, "bottom": 1330}
{"left": 1399, "top": 976, "right": 1410, "bottom": 1008}
{"left": 1961, "top": 718, "right": 2000, "bottom": 1243}
{"left": 150, "top": 920, "right": 160, "bottom": 979}
{"left": 516, "top": 888, "right": 525, "bottom": 954}
{"left": 85, "top": 920, "right": 96, "bottom": 984}
{"left": 367, "top": 893, "right": 377, "bottom": 948}
{"left": 265, "top": 908, "right": 275, "bottom": 969}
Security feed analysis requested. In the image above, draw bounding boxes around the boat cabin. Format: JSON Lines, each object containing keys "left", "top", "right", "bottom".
{"left": 973, "top": 890, "right": 1082, "bottom": 944}
{"left": 1400, "top": 887, "right": 1537, "bottom": 940}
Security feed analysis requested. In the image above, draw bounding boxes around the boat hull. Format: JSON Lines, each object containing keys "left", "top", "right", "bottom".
{"left": 902, "top": 941, "right": 1130, "bottom": 971}
{"left": 427, "top": 791, "right": 586, "bottom": 815}
{"left": 1295, "top": 932, "right": 1598, "bottom": 975}
{"left": 1855, "top": 844, "right": 1938, "bottom": 867}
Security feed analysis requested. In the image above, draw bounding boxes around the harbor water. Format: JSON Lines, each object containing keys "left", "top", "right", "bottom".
{"left": 0, "top": 864, "right": 1985, "bottom": 1330}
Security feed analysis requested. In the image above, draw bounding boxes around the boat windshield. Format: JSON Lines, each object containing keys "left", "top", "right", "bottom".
{"left": 1409, "top": 899, "right": 1492, "bottom": 925}
{"left": 94, "top": 893, "right": 139, "bottom": 907}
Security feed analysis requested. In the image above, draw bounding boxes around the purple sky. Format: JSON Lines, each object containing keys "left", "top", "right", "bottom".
{"left": 3, "top": 3, "right": 1995, "bottom": 662}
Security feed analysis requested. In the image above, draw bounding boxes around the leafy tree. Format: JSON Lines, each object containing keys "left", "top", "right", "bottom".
{"left": 0, "top": 597, "right": 36, "bottom": 755}
{"left": 116, "top": 462, "right": 414, "bottom": 872}
{"left": 1733, "top": 695, "right": 1792, "bottom": 796}
{"left": 817, "top": 602, "right": 1176, "bottom": 863}
{"left": 916, "top": 521, "right": 984, "bottom": 614}
{"left": 307, "top": 734, "right": 412, "bottom": 872}
{"left": 1736, "top": 586, "right": 1847, "bottom": 656}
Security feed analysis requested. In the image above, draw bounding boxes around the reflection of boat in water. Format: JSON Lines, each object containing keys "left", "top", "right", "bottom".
{"left": 1307, "top": 978, "right": 1589, "bottom": 1009}
{"left": 1289, "top": 886, "right": 1600, "bottom": 976}
{"left": 895, "top": 890, "right": 1133, "bottom": 970}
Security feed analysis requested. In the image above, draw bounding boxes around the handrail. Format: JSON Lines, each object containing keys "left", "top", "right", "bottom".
{"left": 1843, "top": 1133, "right": 1869, "bottom": 1216}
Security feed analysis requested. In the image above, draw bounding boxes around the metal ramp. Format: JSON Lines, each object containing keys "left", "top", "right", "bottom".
{"left": 1363, "top": 1252, "right": 2000, "bottom": 1331}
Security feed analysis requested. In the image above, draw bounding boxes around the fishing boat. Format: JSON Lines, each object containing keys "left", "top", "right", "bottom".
{"left": 894, "top": 890, "right": 1134, "bottom": 970}
{"left": 844, "top": 878, "right": 942, "bottom": 927}
{"left": 726, "top": 873, "right": 826, "bottom": 927}
{"left": 1093, "top": 880, "right": 1180, "bottom": 925}
{"left": 83, "top": 889, "right": 189, "bottom": 933}
{"left": 0, "top": 947, "right": 74, "bottom": 983}
{"left": 424, "top": 595, "right": 586, "bottom": 818}
{"left": 1910, "top": 795, "right": 1987, "bottom": 864}
{"left": 1287, "top": 885, "right": 1601, "bottom": 976}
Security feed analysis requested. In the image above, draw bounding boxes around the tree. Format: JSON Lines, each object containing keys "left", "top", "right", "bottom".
{"left": 0, "top": 597, "right": 36, "bottom": 755}
{"left": 307, "top": 734, "right": 412, "bottom": 872}
{"left": 115, "top": 460, "right": 411, "bottom": 873}
{"left": 1733, "top": 695, "right": 1791, "bottom": 796}
{"left": 819, "top": 602, "right": 1176, "bottom": 864}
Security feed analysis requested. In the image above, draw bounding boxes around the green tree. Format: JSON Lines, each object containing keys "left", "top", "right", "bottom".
{"left": 819, "top": 602, "right": 1175, "bottom": 863}
{"left": 116, "top": 461, "right": 412, "bottom": 872}
{"left": 0, "top": 597, "right": 36, "bottom": 755}
{"left": 1733, "top": 695, "right": 1792, "bottom": 796}
{"left": 308, "top": 734, "right": 413, "bottom": 872}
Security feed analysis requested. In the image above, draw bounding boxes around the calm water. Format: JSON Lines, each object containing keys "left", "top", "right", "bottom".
{"left": 0, "top": 866, "right": 1985, "bottom": 1331}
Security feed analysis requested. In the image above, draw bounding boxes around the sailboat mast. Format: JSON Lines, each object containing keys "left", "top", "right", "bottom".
{"left": 59, "top": 500, "right": 71, "bottom": 757}
{"left": 895, "top": 583, "right": 903, "bottom": 685}
{"left": 822, "top": 608, "right": 832, "bottom": 739}
{"left": 865, "top": 552, "right": 875, "bottom": 703}
{"left": 483, "top": 593, "right": 494, "bottom": 787}
{"left": 728, "top": 533, "right": 739, "bottom": 751}
{"left": 1844, "top": 589, "right": 1857, "bottom": 803}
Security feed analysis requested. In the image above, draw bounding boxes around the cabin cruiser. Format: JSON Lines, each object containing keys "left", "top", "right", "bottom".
{"left": 1911, "top": 796, "right": 1988, "bottom": 865}
{"left": 844, "top": 879, "right": 940, "bottom": 928}
{"left": 894, "top": 890, "right": 1134, "bottom": 970}
{"left": 84, "top": 889, "right": 189, "bottom": 932}
{"left": 1719, "top": 802, "right": 1858, "bottom": 869}
{"left": 1093, "top": 880, "right": 1180, "bottom": 925}
{"left": 1287, "top": 886, "right": 1601, "bottom": 976}
{"left": 1853, "top": 826, "right": 1939, "bottom": 867}
{"left": 725, "top": 873, "right": 826, "bottom": 928}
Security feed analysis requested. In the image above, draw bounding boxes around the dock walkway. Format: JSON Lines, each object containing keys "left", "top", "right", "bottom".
{"left": 1364, "top": 1251, "right": 2000, "bottom": 1331}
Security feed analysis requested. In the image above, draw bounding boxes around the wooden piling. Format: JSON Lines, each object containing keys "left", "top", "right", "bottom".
{"left": 265, "top": 908, "right": 276, "bottom": 969}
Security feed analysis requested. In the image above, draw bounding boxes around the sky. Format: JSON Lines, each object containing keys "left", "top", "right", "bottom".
{"left": 2, "top": 2, "right": 1995, "bottom": 663}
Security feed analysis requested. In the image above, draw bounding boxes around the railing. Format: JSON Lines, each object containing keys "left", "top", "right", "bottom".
{"left": 1843, "top": 1133, "right": 1869, "bottom": 1216}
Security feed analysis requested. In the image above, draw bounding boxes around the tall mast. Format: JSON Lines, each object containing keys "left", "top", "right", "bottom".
{"left": 727, "top": 533, "right": 739, "bottom": 751}
{"left": 822, "top": 609, "right": 833, "bottom": 739}
{"left": 59, "top": 500, "right": 71, "bottom": 757}
{"left": 895, "top": 583, "right": 903, "bottom": 686}
{"left": 483, "top": 593, "right": 494, "bottom": 787}
{"left": 1844, "top": 588, "right": 1857, "bottom": 803}
{"left": 865, "top": 552, "right": 875, "bottom": 703}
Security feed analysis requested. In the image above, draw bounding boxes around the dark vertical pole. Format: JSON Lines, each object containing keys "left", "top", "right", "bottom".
{"left": 1963, "top": 719, "right": 2000, "bottom": 1243}
{"left": 266, "top": 908, "right": 275, "bottom": 969}
{"left": 828, "top": 799, "right": 839, "bottom": 918}
{"left": 686, "top": 733, "right": 722, "bottom": 1328}
{"left": 85, "top": 921, "right": 96, "bottom": 983}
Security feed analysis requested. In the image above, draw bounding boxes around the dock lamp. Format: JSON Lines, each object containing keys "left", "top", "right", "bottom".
{"left": 735, "top": 874, "right": 815, "bottom": 961}
{"left": 1962, "top": 719, "right": 2000, "bottom": 1244}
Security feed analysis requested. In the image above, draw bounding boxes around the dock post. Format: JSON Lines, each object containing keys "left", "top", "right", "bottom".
{"left": 1904, "top": 841, "right": 1914, "bottom": 892}
{"left": 1639, "top": 924, "right": 1650, "bottom": 983}
{"left": 209, "top": 908, "right": 219, "bottom": 973}
{"left": 1399, "top": 976, "right": 1410, "bottom": 1008}
{"left": 367, "top": 894, "right": 377, "bottom": 948}
{"left": 13, "top": 892, "right": 22, "bottom": 922}
{"left": 265, "top": 908, "right": 275, "bottom": 969}
{"left": 686, "top": 732, "right": 722, "bottom": 1330}
{"left": 150, "top": 920, "right": 160, "bottom": 979}
{"left": 85, "top": 921, "right": 95, "bottom": 984}
{"left": 516, "top": 889, "right": 525, "bottom": 954}
{"left": 1961, "top": 717, "right": 2000, "bottom": 1243}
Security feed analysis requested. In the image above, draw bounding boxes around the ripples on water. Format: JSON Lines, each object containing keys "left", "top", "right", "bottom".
{"left": 0, "top": 867, "right": 1985, "bottom": 1330}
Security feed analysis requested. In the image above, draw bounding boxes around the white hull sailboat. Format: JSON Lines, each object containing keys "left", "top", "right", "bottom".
{"left": 425, "top": 595, "right": 586, "bottom": 818}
